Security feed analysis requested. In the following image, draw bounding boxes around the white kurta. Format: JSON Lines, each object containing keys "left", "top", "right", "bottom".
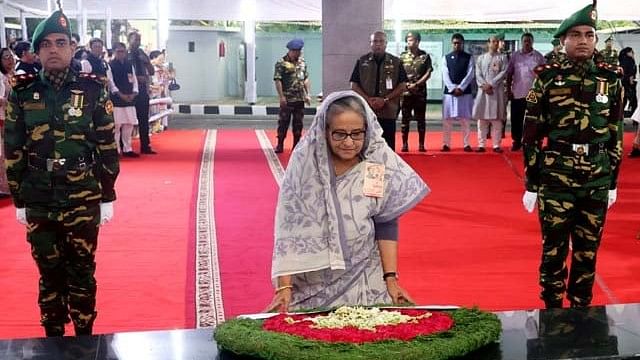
{"left": 442, "top": 54, "right": 475, "bottom": 119}
{"left": 472, "top": 52, "right": 508, "bottom": 120}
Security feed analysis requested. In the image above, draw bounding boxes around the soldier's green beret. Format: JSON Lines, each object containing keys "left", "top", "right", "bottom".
{"left": 553, "top": 2, "right": 597, "bottom": 38}
{"left": 405, "top": 31, "right": 421, "bottom": 42}
{"left": 551, "top": 38, "right": 561, "bottom": 46}
{"left": 31, "top": 10, "right": 72, "bottom": 53}
{"left": 286, "top": 38, "right": 304, "bottom": 50}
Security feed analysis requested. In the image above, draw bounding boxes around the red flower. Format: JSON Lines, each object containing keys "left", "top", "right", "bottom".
{"left": 262, "top": 309, "right": 454, "bottom": 344}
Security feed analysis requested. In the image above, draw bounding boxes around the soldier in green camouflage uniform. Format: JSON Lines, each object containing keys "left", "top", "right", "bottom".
{"left": 3, "top": 9, "right": 119, "bottom": 336}
{"left": 544, "top": 38, "right": 567, "bottom": 64}
{"left": 600, "top": 36, "right": 619, "bottom": 66}
{"left": 273, "top": 38, "right": 310, "bottom": 153}
{"left": 399, "top": 31, "right": 433, "bottom": 152}
{"left": 521, "top": 1, "right": 623, "bottom": 309}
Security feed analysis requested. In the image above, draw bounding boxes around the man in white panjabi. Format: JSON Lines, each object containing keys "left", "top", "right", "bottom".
{"left": 472, "top": 35, "right": 508, "bottom": 153}
{"left": 441, "top": 33, "right": 475, "bottom": 152}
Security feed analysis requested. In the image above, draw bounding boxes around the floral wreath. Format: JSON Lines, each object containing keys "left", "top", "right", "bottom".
{"left": 214, "top": 307, "right": 501, "bottom": 360}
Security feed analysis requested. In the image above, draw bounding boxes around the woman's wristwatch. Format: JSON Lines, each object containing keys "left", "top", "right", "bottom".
{"left": 383, "top": 272, "right": 397, "bottom": 281}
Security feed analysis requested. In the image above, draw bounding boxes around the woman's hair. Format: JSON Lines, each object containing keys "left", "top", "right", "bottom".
{"left": 619, "top": 47, "right": 633, "bottom": 61}
{"left": 149, "top": 50, "right": 162, "bottom": 60}
{"left": 0, "top": 48, "right": 14, "bottom": 75}
{"left": 326, "top": 96, "right": 367, "bottom": 127}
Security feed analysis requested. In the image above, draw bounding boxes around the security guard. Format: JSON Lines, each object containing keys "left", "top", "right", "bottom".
{"left": 273, "top": 38, "right": 310, "bottom": 153}
{"left": 3, "top": 8, "right": 119, "bottom": 336}
{"left": 521, "top": 0, "right": 623, "bottom": 309}
{"left": 399, "top": 31, "right": 433, "bottom": 152}
{"left": 544, "top": 38, "right": 567, "bottom": 64}
{"left": 600, "top": 35, "right": 619, "bottom": 66}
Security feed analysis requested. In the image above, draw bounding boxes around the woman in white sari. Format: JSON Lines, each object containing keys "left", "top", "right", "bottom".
{"left": 267, "top": 90, "right": 430, "bottom": 312}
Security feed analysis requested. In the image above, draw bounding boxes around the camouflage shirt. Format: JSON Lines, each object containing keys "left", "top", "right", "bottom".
{"left": 600, "top": 48, "right": 619, "bottom": 66}
{"left": 273, "top": 55, "right": 308, "bottom": 102}
{"left": 400, "top": 49, "right": 432, "bottom": 97}
{"left": 522, "top": 59, "right": 623, "bottom": 192}
{"left": 544, "top": 51, "right": 567, "bottom": 65}
{"left": 3, "top": 69, "right": 119, "bottom": 208}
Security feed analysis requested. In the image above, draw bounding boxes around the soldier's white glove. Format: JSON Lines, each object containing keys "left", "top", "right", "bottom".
{"left": 16, "top": 208, "right": 27, "bottom": 225}
{"left": 522, "top": 191, "right": 538, "bottom": 213}
{"left": 608, "top": 189, "right": 617, "bottom": 209}
{"left": 100, "top": 202, "right": 114, "bottom": 225}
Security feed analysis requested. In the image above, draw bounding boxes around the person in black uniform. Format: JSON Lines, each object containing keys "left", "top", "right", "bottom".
{"left": 14, "top": 41, "right": 41, "bottom": 75}
{"left": 127, "top": 31, "right": 156, "bottom": 154}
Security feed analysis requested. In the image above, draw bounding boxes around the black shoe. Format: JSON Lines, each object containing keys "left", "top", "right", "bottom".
{"left": 274, "top": 144, "right": 284, "bottom": 153}
{"left": 122, "top": 151, "right": 140, "bottom": 158}
{"left": 441, "top": 145, "right": 450, "bottom": 152}
{"left": 493, "top": 147, "right": 503, "bottom": 153}
{"left": 630, "top": 148, "right": 640, "bottom": 158}
{"left": 475, "top": 147, "right": 486, "bottom": 153}
{"left": 544, "top": 300, "right": 563, "bottom": 309}
{"left": 463, "top": 145, "right": 472, "bottom": 152}
{"left": 511, "top": 143, "right": 522, "bottom": 151}
{"left": 401, "top": 144, "right": 409, "bottom": 152}
{"left": 418, "top": 145, "right": 426, "bottom": 152}
{"left": 45, "top": 324, "right": 65, "bottom": 337}
{"left": 141, "top": 148, "right": 157, "bottom": 155}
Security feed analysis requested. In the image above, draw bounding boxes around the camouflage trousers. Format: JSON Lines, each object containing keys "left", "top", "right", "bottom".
{"left": 400, "top": 94, "right": 426, "bottom": 134}
{"left": 26, "top": 204, "right": 100, "bottom": 336}
{"left": 277, "top": 101, "right": 305, "bottom": 143}
{"left": 537, "top": 185, "right": 609, "bottom": 307}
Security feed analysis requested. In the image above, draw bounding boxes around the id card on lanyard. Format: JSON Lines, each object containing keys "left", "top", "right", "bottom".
{"left": 363, "top": 162, "right": 385, "bottom": 198}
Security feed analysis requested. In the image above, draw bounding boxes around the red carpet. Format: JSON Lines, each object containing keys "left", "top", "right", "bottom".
{"left": 0, "top": 129, "right": 205, "bottom": 338}
{"left": 214, "top": 130, "right": 279, "bottom": 318}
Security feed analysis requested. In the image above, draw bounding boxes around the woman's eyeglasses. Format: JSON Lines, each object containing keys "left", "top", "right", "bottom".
{"left": 331, "top": 130, "right": 366, "bottom": 141}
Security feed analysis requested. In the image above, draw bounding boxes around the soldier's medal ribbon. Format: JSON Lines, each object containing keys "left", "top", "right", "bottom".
{"left": 596, "top": 80, "right": 609, "bottom": 103}
{"left": 70, "top": 90, "right": 84, "bottom": 116}
{"left": 554, "top": 75, "right": 565, "bottom": 86}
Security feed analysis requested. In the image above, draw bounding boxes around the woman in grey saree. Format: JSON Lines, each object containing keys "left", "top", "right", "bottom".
{"left": 267, "top": 90, "right": 430, "bottom": 312}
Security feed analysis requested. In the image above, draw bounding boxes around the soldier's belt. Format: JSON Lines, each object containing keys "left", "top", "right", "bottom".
{"left": 546, "top": 142, "right": 606, "bottom": 156}
{"left": 28, "top": 155, "right": 95, "bottom": 172}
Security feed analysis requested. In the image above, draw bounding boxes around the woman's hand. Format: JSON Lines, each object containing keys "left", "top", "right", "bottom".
{"left": 385, "top": 278, "right": 415, "bottom": 305}
{"left": 263, "top": 287, "right": 292, "bottom": 313}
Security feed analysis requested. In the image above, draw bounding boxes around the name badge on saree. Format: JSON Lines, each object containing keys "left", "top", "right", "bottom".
{"left": 363, "top": 162, "right": 385, "bottom": 198}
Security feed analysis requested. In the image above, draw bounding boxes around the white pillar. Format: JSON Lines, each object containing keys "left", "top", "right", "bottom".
{"left": 322, "top": 0, "right": 383, "bottom": 95}
{"left": 76, "top": 0, "right": 82, "bottom": 42}
{"left": 81, "top": 7, "right": 88, "bottom": 44}
{"left": 106, "top": 7, "right": 112, "bottom": 46}
{"left": 0, "top": 3, "right": 6, "bottom": 48}
{"left": 20, "top": 10, "right": 27, "bottom": 41}
{"left": 157, "top": 0, "right": 169, "bottom": 50}
{"left": 244, "top": 19, "right": 257, "bottom": 104}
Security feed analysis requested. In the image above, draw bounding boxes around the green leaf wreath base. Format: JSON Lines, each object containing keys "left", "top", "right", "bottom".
{"left": 214, "top": 307, "right": 502, "bottom": 360}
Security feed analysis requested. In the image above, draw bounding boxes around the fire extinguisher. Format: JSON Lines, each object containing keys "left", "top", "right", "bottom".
{"left": 218, "top": 40, "right": 226, "bottom": 57}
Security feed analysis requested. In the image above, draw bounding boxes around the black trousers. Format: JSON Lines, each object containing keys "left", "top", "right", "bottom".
{"left": 401, "top": 95, "right": 427, "bottom": 134}
{"left": 135, "top": 91, "right": 151, "bottom": 151}
{"left": 510, "top": 98, "right": 527, "bottom": 145}
{"left": 623, "top": 84, "right": 637, "bottom": 117}
{"left": 378, "top": 117, "right": 397, "bottom": 151}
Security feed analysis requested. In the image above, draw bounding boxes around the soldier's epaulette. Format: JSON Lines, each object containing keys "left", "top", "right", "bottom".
{"left": 533, "top": 63, "right": 560, "bottom": 76}
{"left": 79, "top": 72, "right": 107, "bottom": 84}
{"left": 12, "top": 73, "right": 37, "bottom": 90}
{"left": 596, "top": 62, "right": 623, "bottom": 78}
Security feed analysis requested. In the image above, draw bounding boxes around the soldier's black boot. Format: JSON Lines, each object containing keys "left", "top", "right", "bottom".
{"left": 544, "top": 299, "right": 563, "bottom": 309}
{"left": 73, "top": 312, "right": 96, "bottom": 336}
{"left": 292, "top": 134, "right": 301, "bottom": 150}
{"left": 274, "top": 138, "right": 284, "bottom": 153}
{"left": 630, "top": 147, "right": 640, "bottom": 158}
{"left": 418, "top": 129, "right": 426, "bottom": 152}
{"left": 45, "top": 324, "right": 65, "bottom": 337}
{"left": 401, "top": 132, "right": 409, "bottom": 152}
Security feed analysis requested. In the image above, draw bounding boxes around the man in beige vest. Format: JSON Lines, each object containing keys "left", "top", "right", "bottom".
{"left": 350, "top": 31, "right": 408, "bottom": 151}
